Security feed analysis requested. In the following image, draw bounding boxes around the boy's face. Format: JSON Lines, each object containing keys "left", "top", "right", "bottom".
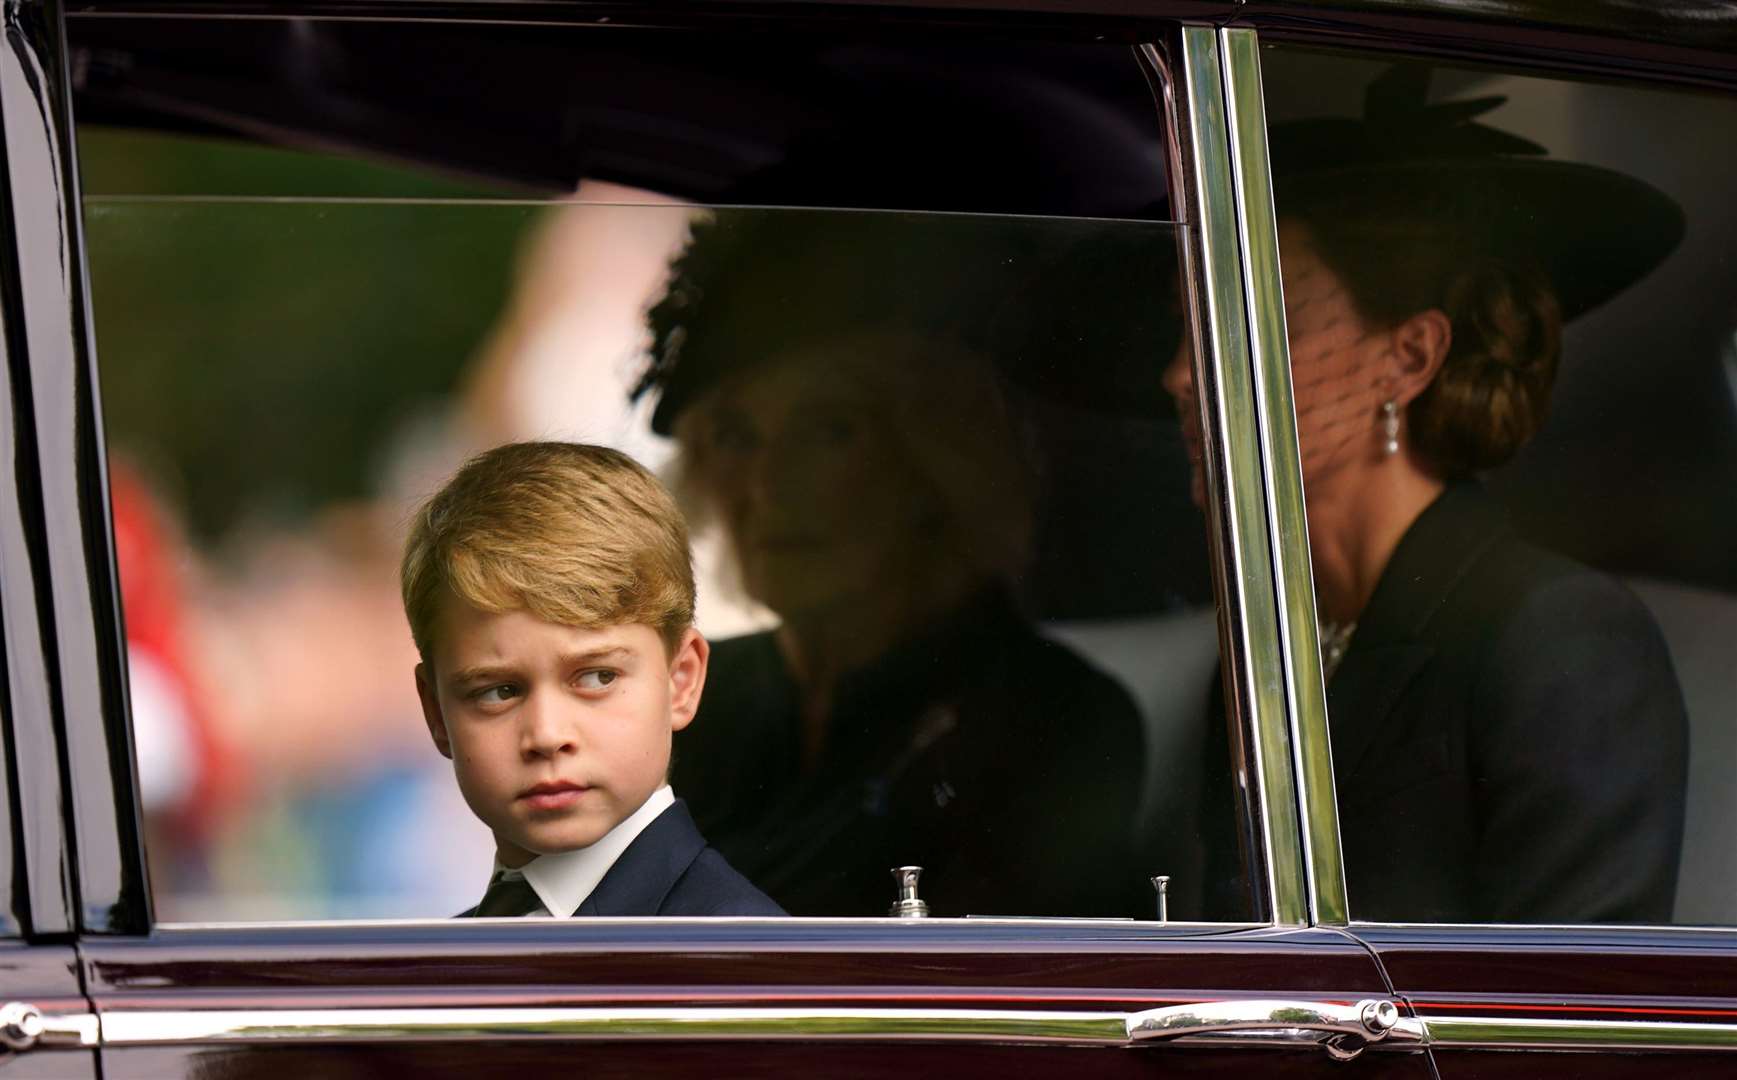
{"left": 415, "top": 591, "right": 707, "bottom": 868}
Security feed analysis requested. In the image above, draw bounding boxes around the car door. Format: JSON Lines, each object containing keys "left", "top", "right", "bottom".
{"left": 1230, "top": 9, "right": 1737, "bottom": 1076}
{"left": 4, "top": 0, "right": 1440, "bottom": 1075}
{"left": 0, "top": 362, "right": 95, "bottom": 1076}
{"left": 0, "top": 3, "right": 104, "bottom": 1072}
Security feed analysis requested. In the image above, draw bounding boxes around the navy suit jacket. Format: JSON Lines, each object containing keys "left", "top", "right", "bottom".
{"left": 460, "top": 800, "right": 784, "bottom": 918}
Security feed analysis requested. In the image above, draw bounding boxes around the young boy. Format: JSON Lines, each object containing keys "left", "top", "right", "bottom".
{"left": 401, "top": 441, "right": 782, "bottom": 918}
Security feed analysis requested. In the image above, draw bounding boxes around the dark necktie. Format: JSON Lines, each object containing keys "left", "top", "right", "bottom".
{"left": 471, "top": 873, "right": 543, "bottom": 917}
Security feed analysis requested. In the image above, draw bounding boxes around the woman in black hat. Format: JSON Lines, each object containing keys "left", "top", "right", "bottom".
{"left": 1170, "top": 71, "right": 1690, "bottom": 923}
{"left": 637, "top": 209, "right": 1149, "bottom": 919}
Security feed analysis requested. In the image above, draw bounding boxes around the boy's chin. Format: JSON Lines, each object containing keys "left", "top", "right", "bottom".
{"left": 507, "top": 819, "right": 618, "bottom": 859}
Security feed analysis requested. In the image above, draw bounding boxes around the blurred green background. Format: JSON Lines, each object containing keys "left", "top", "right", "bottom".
{"left": 81, "top": 125, "right": 536, "bottom": 543}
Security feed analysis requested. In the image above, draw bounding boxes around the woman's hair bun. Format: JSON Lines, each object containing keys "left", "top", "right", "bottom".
{"left": 1408, "top": 259, "right": 1561, "bottom": 476}
{"left": 1290, "top": 197, "right": 1564, "bottom": 477}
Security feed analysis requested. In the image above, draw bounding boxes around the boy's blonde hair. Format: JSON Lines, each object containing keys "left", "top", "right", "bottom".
{"left": 401, "top": 441, "right": 695, "bottom": 664}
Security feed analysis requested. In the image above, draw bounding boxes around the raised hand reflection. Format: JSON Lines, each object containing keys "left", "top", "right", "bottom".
{"left": 638, "top": 212, "right": 1148, "bottom": 919}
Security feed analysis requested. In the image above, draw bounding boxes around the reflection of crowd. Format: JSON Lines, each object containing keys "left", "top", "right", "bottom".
{"left": 119, "top": 463, "right": 491, "bottom": 919}
{"left": 112, "top": 461, "right": 231, "bottom": 878}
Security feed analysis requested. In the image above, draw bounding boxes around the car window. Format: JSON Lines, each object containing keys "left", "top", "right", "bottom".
{"left": 73, "top": 20, "right": 1259, "bottom": 924}
{"left": 1259, "top": 44, "right": 1737, "bottom": 927}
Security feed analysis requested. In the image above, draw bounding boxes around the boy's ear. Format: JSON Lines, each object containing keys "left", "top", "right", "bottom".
{"left": 416, "top": 662, "right": 453, "bottom": 760}
{"left": 666, "top": 628, "right": 709, "bottom": 733}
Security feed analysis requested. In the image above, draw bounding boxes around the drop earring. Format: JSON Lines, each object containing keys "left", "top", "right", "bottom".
{"left": 1381, "top": 400, "right": 1400, "bottom": 456}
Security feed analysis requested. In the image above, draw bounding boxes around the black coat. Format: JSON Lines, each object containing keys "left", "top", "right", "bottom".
{"left": 673, "top": 589, "right": 1149, "bottom": 919}
{"left": 458, "top": 801, "right": 785, "bottom": 918}
{"left": 1201, "top": 483, "right": 1688, "bottom": 924}
{"left": 1331, "top": 482, "right": 1687, "bottom": 923}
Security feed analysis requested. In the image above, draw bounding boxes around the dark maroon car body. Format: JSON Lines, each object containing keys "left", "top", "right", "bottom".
{"left": 1, "top": 0, "right": 1735, "bottom": 1075}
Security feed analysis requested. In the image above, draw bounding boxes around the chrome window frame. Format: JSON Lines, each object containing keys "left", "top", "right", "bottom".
{"left": 1166, "top": 24, "right": 1342, "bottom": 928}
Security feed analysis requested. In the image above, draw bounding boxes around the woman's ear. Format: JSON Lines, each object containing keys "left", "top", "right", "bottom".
{"left": 667, "top": 627, "right": 710, "bottom": 732}
{"left": 1388, "top": 308, "right": 1453, "bottom": 406}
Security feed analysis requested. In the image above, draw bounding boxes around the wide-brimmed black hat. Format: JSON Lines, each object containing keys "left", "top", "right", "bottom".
{"left": 1269, "top": 65, "right": 1684, "bottom": 320}
{"left": 636, "top": 208, "right": 1082, "bottom": 435}
{"left": 974, "top": 65, "right": 1687, "bottom": 419}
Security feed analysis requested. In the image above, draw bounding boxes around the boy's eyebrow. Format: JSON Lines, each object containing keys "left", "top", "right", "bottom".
{"left": 447, "top": 647, "right": 635, "bottom": 686}
{"left": 560, "top": 646, "right": 635, "bottom": 667}
{"left": 447, "top": 663, "right": 519, "bottom": 686}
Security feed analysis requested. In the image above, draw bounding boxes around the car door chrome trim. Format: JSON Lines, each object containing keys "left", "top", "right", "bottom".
{"left": 1214, "top": 26, "right": 1348, "bottom": 928}
{"left": 0, "top": 1003, "right": 99, "bottom": 1049}
{"left": 1164, "top": 26, "right": 1309, "bottom": 928}
{"left": 95, "top": 999, "right": 1426, "bottom": 1057}
{"left": 1422, "top": 1014, "right": 1737, "bottom": 1052}
{"left": 82, "top": 1002, "right": 1737, "bottom": 1054}
{"left": 98, "top": 1006, "right": 1128, "bottom": 1046}
{"left": 1128, "top": 997, "right": 1422, "bottom": 1061}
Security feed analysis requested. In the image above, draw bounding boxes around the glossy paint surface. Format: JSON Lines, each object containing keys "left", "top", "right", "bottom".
{"left": 0, "top": 940, "right": 86, "bottom": 1013}
{"left": 1359, "top": 925, "right": 1737, "bottom": 1069}
{"left": 1365, "top": 925, "right": 1737, "bottom": 1001}
{"left": 0, "top": 284, "right": 33, "bottom": 939}
{"left": 0, "top": 942, "right": 98, "bottom": 1076}
{"left": 54, "top": 0, "right": 1737, "bottom": 88}
{"left": 85, "top": 923, "right": 1386, "bottom": 1003}
{"left": 1430, "top": 1053, "right": 1737, "bottom": 1080}
{"left": 105, "top": 1041, "right": 1438, "bottom": 1080}
{"left": 0, "top": 0, "right": 79, "bottom": 939}
{"left": 0, "top": 0, "right": 145, "bottom": 936}
{"left": 81, "top": 924, "right": 1430, "bottom": 1077}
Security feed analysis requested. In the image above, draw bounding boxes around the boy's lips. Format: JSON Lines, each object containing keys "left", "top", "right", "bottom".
{"left": 518, "top": 780, "right": 592, "bottom": 811}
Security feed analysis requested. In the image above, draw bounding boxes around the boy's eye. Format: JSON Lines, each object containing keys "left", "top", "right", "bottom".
{"left": 473, "top": 684, "right": 520, "bottom": 706}
{"left": 576, "top": 669, "right": 618, "bottom": 691}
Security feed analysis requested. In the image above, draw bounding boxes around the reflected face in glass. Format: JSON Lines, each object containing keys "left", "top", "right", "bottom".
{"left": 1161, "top": 220, "right": 1392, "bottom": 507}
{"left": 416, "top": 597, "right": 700, "bottom": 866}
{"left": 682, "top": 345, "right": 942, "bottom": 622}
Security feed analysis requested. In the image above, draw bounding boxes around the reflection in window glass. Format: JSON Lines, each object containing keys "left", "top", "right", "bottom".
{"left": 84, "top": 153, "right": 1234, "bottom": 921}
{"left": 1259, "top": 48, "right": 1737, "bottom": 925}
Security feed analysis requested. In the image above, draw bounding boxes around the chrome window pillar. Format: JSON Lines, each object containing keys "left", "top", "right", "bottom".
{"left": 1162, "top": 26, "right": 1345, "bottom": 927}
{"left": 1218, "top": 28, "right": 1347, "bottom": 928}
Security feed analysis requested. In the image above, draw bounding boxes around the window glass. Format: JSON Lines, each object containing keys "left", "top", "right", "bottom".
{"left": 74, "top": 21, "right": 1250, "bottom": 923}
{"left": 1260, "top": 45, "right": 1737, "bottom": 925}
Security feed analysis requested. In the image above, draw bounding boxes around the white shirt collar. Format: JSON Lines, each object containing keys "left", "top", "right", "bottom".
{"left": 493, "top": 786, "right": 677, "bottom": 918}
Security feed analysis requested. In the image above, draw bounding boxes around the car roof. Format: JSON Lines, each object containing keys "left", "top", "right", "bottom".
{"left": 66, "top": 0, "right": 1737, "bottom": 91}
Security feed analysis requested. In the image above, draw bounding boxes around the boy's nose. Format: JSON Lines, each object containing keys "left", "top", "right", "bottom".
{"left": 519, "top": 695, "right": 579, "bottom": 759}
